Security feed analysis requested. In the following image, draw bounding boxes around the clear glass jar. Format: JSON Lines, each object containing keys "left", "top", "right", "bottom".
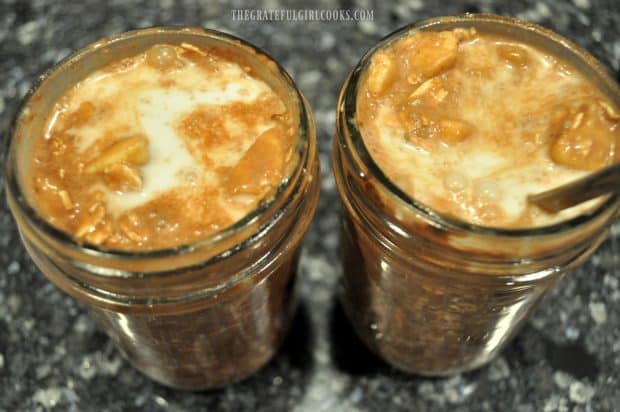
{"left": 5, "top": 27, "right": 320, "bottom": 389}
{"left": 333, "top": 15, "right": 620, "bottom": 376}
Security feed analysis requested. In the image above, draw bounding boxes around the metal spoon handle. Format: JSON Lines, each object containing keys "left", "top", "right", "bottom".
{"left": 528, "top": 163, "right": 620, "bottom": 213}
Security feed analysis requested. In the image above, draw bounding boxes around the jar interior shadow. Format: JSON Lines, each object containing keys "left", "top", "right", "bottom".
{"left": 137, "top": 302, "right": 315, "bottom": 397}
{"left": 329, "top": 290, "right": 600, "bottom": 384}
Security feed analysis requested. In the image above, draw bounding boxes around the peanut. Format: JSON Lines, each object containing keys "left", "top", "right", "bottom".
{"left": 85, "top": 135, "right": 149, "bottom": 174}
{"left": 146, "top": 44, "right": 178, "bottom": 70}
{"left": 438, "top": 119, "right": 473, "bottom": 144}
{"left": 550, "top": 107, "right": 613, "bottom": 170}
{"left": 497, "top": 44, "right": 530, "bottom": 67}
{"left": 103, "top": 164, "right": 142, "bottom": 192}
{"left": 226, "top": 126, "right": 287, "bottom": 195}
{"left": 408, "top": 32, "right": 459, "bottom": 78}
{"left": 367, "top": 52, "right": 397, "bottom": 96}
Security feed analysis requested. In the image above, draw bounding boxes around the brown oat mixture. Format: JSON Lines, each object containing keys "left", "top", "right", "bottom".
{"left": 30, "top": 43, "right": 295, "bottom": 249}
{"left": 357, "top": 28, "right": 620, "bottom": 227}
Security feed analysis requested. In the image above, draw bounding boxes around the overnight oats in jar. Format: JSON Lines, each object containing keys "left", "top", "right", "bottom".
{"left": 333, "top": 15, "right": 620, "bottom": 375}
{"left": 5, "top": 27, "right": 320, "bottom": 389}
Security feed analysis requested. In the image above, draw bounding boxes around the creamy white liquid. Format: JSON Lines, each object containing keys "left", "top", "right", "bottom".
{"left": 364, "top": 36, "right": 605, "bottom": 227}
{"left": 54, "top": 52, "right": 276, "bottom": 215}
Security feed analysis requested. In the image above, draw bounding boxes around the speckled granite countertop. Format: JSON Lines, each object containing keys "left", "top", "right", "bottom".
{"left": 1, "top": 0, "right": 619, "bottom": 411}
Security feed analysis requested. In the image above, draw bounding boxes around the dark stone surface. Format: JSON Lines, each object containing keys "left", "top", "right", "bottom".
{"left": 1, "top": 0, "right": 619, "bottom": 410}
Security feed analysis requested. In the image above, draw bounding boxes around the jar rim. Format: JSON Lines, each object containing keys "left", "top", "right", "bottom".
{"left": 337, "top": 13, "right": 620, "bottom": 238}
{"left": 5, "top": 26, "right": 313, "bottom": 265}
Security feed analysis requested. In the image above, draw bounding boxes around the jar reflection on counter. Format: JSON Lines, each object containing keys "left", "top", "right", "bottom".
{"left": 5, "top": 27, "right": 320, "bottom": 390}
{"left": 333, "top": 15, "right": 620, "bottom": 376}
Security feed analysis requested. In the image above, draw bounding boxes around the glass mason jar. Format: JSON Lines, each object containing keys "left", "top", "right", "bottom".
{"left": 333, "top": 14, "right": 620, "bottom": 376}
{"left": 5, "top": 27, "right": 320, "bottom": 389}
